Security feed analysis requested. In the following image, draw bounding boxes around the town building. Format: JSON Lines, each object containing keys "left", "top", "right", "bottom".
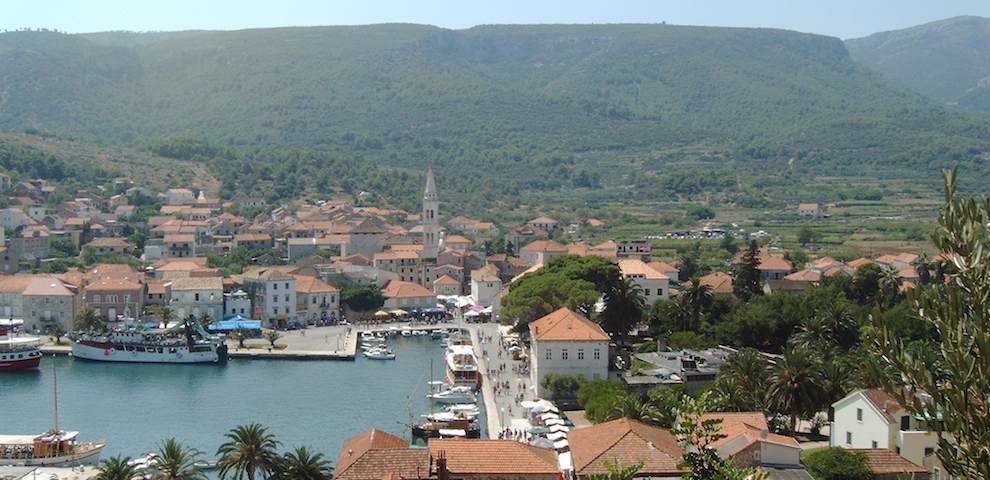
{"left": 568, "top": 418, "right": 684, "bottom": 478}
{"left": 85, "top": 277, "right": 145, "bottom": 322}
{"left": 373, "top": 250, "right": 424, "bottom": 284}
{"left": 527, "top": 216, "right": 559, "bottom": 233}
{"left": 0, "top": 275, "right": 78, "bottom": 333}
{"left": 381, "top": 280, "right": 437, "bottom": 310}
{"left": 224, "top": 289, "right": 252, "bottom": 318}
{"left": 432, "top": 274, "right": 461, "bottom": 296}
{"left": 168, "top": 276, "right": 224, "bottom": 321}
{"left": 469, "top": 264, "right": 501, "bottom": 307}
{"left": 618, "top": 259, "right": 669, "bottom": 303}
{"left": 519, "top": 240, "right": 567, "bottom": 267}
{"left": 798, "top": 203, "right": 823, "bottom": 219}
{"left": 84, "top": 237, "right": 135, "bottom": 257}
{"left": 293, "top": 274, "right": 339, "bottom": 324}
{"left": 702, "top": 412, "right": 803, "bottom": 470}
{"left": 164, "top": 233, "right": 197, "bottom": 257}
{"left": 530, "top": 308, "right": 609, "bottom": 397}
{"left": 242, "top": 268, "right": 298, "bottom": 325}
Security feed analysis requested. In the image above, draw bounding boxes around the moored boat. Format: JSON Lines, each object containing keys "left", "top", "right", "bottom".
{"left": 427, "top": 385, "right": 476, "bottom": 403}
{"left": 0, "top": 431, "right": 105, "bottom": 467}
{"left": 363, "top": 348, "right": 396, "bottom": 360}
{"left": 0, "top": 320, "right": 42, "bottom": 372}
{"left": 70, "top": 317, "right": 227, "bottom": 364}
{"left": 444, "top": 344, "right": 481, "bottom": 390}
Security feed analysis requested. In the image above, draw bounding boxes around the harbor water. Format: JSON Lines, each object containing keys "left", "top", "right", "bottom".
{"left": 0, "top": 335, "right": 478, "bottom": 464}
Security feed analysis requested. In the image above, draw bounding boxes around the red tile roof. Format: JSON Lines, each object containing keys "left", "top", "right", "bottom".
{"left": 850, "top": 449, "right": 928, "bottom": 475}
{"left": 335, "top": 429, "right": 411, "bottom": 479}
{"left": 568, "top": 418, "right": 684, "bottom": 476}
{"left": 381, "top": 280, "right": 435, "bottom": 299}
{"left": 530, "top": 307, "right": 608, "bottom": 342}
{"left": 429, "top": 439, "right": 558, "bottom": 475}
{"left": 861, "top": 388, "right": 904, "bottom": 423}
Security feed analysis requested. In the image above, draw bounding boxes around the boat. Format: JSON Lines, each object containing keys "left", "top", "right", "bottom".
{"left": 423, "top": 410, "right": 479, "bottom": 422}
{"left": 411, "top": 418, "right": 481, "bottom": 443}
{"left": 363, "top": 348, "right": 396, "bottom": 360}
{"left": 412, "top": 330, "right": 428, "bottom": 336}
{"left": 70, "top": 317, "right": 227, "bottom": 364}
{"left": 431, "top": 329, "right": 448, "bottom": 340}
{"left": 1, "top": 359, "right": 105, "bottom": 466}
{"left": 362, "top": 336, "right": 386, "bottom": 344}
{"left": 0, "top": 320, "right": 42, "bottom": 371}
{"left": 445, "top": 344, "right": 482, "bottom": 390}
{"left": 400, "top": 329, "right": 412, "bottom": 337}
{"left": 427, "top": 385, "right": 476, "bottom": 404}
{"left": 446, "top": 404, "right": 480, "bottom": 415}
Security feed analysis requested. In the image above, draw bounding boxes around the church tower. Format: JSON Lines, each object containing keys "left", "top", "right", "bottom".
{"left": 422, "top": 167, "right": 440, "bottom": 258}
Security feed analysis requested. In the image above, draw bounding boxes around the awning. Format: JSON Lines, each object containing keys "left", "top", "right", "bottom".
{"left": 390, "top": 309, "right": 408, "bottom": 316}
{"left": 374, "top": 310, "right": 390, "bottom": 318}
{"left": 549, "top": 424, "right": 570, "bottom": 433}
{"left": 547, "top": 431, "right": 567, "bottom": 441}
{"left": 209, "top": 317, "right": 262, "bottom": 331}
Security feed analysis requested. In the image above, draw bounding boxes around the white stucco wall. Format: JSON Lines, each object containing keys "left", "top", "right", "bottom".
{"left": 531, "top": 339, "right": 608, "bottom": 397}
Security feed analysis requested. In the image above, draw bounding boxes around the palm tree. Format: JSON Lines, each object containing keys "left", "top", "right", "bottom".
{"left": 74, "top": 308, "right": 105, "bottom": 332}
{"left": 152, "top": 305, "right": 177, "bottom": 329}
{"left": 197, "top": 311, "right": 213, "bottom": 329}
{"left": 767, "top": 347, "right": 823, "bottom": 434}
{"left": 49, "top": 324, "right": 67, "bottom": 344}
{"left": 791, "top": 315, "right": 830, "bottom": 350}
{"left": 714, "top": 348, "right": 770, "bottom": 412}
{"left": 606, "top": 393, "right": 662, "bottom": 425}
{"left": 819, "top": 359, "right": 854, "bottom": 422}
{"left": 95, "top": 455, "right": 141, "bottom": 480}
{"left": 679, "top": 277, "right": 712, "bottom": 331}
{"left": 216, "top": 423, "right": 281, "bottom": 480}
{"left": 912, "top": 253, "right": 934, "bottom": 285}
{"left": 878, "top": 264, "right": 902, "bottom": 307}
{"left": 272, "top": 447, "right": 333, "bottom": 480}
{"left": 599, "top": 277, "right": 646, "bottom": 346}
{"left": 150, "top": 438, "right": 206, "bottom": 480}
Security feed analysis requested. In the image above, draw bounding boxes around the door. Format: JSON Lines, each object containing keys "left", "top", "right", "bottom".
{"left": 900, "top": 415, "right": 911, "bottom": 431}
{"left": 107, "top": 308, "right": 116, "bottom": 321}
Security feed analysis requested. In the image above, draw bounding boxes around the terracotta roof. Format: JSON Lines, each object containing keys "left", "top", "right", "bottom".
{"left": 86, "top": 277, "right": 143, "bottom": 292}
{"left": 429, "top": 439, "right": 558, "bottom": 475}
{"left": 568, "top": 418, "right": 684, "bottom": 475}
{"left": 85, "top": 237, "right": 134, "bottom": 248}
{"left": 847, "top": 257, "right": 873, "bottom": 269}
{"left": 335, "top": 429, "right": 412, "bottom": 479}
{"left": 783, "top": 269, "right": 821, "bottom": 282}
{"left": 647, "top": 261, "right": 679, "bottom": 274}
{"left": 861, "top": 388, "right": 904, "bottom": 423}
{"left": 528, "top": 216, "right": 558, "bottom": 225}
{"left": 529, "top": 307, "right": 608, "bottom": 342}
{"left": 155, "top": 260, "right": 207, "bottom": 272}
{"left": 381, "top": 280, "right": 435, "bottom": 299}
{"left": 444, "top": 235, "right": 471, "bottom": 245}
{"left": 433, "top": 275, "right": 460, "bottom": 286}
{"left": 701, "top": 412, "right": 800, "bottom": 456}
{"left": 850, "top": 449, "right": 928, "bottom": 475}
{"left": 335, "top": 449, "right": 429, "bottom": 480}
{"left": 699, "top": 272, "right": 734, "bottom": 294}
{"left": 85, "top": 264, "right": 138, "bottom": 282}
{"left": 233, "top": 233, "right": 272, "bottom": 242}
{"left": 164, "top": 234, "right": 196, "bottom": 243}
{"left": 169, "top": 276, "right": 223, "bottom": 291}
{"left": 798, "top": 203, "right": 820, "bottom": 211}
{"left": 758, "top": 254, "right": 793, "bottom": 272}
{"left": 293, "top": 274, "right": 338, "bottom": 294}
{"left": 0, "top": 275, "right": 37, "bottom": 294}
{"left": 471, "top": 264, "right": 500, "bottom": 283}
{"left": 374, "top": 250, "right": 421, "bottom": 261}
{"left": 619, "top": 259, "right": 669, "bottom": 281}
{"left": 146, "top": 280, "right": 169, "bottom": 295}
{"left": 520, "top": 239, "right": 567, "bottom": 253}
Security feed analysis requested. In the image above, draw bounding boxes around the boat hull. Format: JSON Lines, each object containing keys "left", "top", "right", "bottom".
{"left": 72, "top": 340, "right": 225, "bottom": 364}
{"left": 0, "top": 351, "right": 42, "bottom": 371}
{"left": 1, "top": 443, "right": 104, "bottom": 467}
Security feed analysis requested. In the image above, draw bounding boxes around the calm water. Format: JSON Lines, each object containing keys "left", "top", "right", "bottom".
{"left": 0, "top": 336, "right": 474, "bottom": 464}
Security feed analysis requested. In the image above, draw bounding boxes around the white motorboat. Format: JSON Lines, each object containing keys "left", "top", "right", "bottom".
{"left": 427, "top": 385, "right": 476, "bottom": 404}
{"left": 400, "top": 329, "right": 412, "bottom": 337}
{"left": 424, "top": 410, "right": 479, "bottom": 422}
{"left": 362, "top": 335, "right": 385, "bottom": 344}
{"left": 412, "top": 330, "right": 428, "bottom": 336}
{"left": 446, "top": 403, "right": 480, "bottom": 414}
{"left": 363, "top": 349, "right": 396, "bottom": 360}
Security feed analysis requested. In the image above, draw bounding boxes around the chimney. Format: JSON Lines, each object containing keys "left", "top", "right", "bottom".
{"left": 760, "top": 429, "right": 769, "bottom": 440}
{"left": 436, "top": 451, "right": 449, "bottom": 480}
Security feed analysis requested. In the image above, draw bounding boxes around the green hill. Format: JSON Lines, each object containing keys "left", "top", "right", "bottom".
{"left": 846, "top": 16, "right": 990, "bottom": 111}
{"left": 2, "top": 24, "right": 989, "bottom": 208}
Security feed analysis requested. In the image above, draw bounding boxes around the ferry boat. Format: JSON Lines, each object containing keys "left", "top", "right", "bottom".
{"left": 0, "top": 320, "right": 42, "bottom": 371}
{"left": 70, "top": 318, "right": 227, "bottom": 364}
{"left": 444, "top": 344, "right": 481, "bottom": 390}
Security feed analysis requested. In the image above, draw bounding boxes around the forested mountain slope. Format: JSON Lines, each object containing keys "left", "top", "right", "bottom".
{"left": 846, "top": 16, "right": 990, "bottom": 111}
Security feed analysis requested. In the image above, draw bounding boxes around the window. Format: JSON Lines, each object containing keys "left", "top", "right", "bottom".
{"left": 561, "top": 349, "right": 568, "bottom": 360}
{"left": 872, "top": 441, "right": 878, "bottom": 448}
{"left": 545, "top": 349, "right": 551, "bottom": 360}
{"left": 577, "top": 349, "right": 584, "bottom": 360}
{"left": 273, "top": 283, "right": 278, "bottom": 290}
{"left": 285, "top": 295, "right": 290, "bottom": 302}
{"left": 924, "top": 447, "right": 935, "bottom": 457}
{"left": 593, "top": 348, "right": 600, "bottom": 360}
{"left": 900, "top": 415, "right": 911, "bottom": 431}
{"left": 92, "top": 294, "right": 101, "bottom": 304}
{"left": 195, "top": 293, "right": 200, "bottom": 301}
{"left": 312, "top": 297, "right": 317, "bottom": 304}
{"left": 856, "top": 408, "right": 863, "bottom": 422}
{"left": 285, "top": 283, "right": 290, "bottom": 289}
{"left": 846, "top": 432, "right": 852, "bottom": 445}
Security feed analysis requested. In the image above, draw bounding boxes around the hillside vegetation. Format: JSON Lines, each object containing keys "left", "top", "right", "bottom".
{"left": 1, "top": 24, "right": 989, "bottom": 209}
{"left": 846, "top": 16, "right": 990, "bottom": 111}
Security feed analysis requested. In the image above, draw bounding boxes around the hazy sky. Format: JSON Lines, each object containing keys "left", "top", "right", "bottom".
{"left": 4, "top": 0, "right": 990, "bottom": 39}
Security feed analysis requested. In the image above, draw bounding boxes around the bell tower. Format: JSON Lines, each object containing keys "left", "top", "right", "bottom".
{"left": 422, "top": 167, "right": 440, "bottom": 258}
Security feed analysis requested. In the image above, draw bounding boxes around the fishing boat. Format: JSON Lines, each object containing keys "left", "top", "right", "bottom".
{"left": 363, "top": 348, "right": 396, "bottom": 360}
{"left": 445, "top": 344, "right": 481, "bottom": 390}
{"left": 70, "top": 317, "right": 227, "bottom": 364}
{"left": 427, "top": 385, "right": 477, "bottom": 404}
{"left": 0, "top": 320, "right": 42, "bottom": 371}
{"left": 1, "top": 360, "right": 105, "bottom": 466}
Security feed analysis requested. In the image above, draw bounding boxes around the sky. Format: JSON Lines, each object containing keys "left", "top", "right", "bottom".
{"left": 4, "top": 0, "right": 990, "bottom": 39}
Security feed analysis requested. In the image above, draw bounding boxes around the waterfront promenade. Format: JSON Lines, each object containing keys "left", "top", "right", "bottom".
{"left": 471, "top": 323, "right": 533, "bottom": 439}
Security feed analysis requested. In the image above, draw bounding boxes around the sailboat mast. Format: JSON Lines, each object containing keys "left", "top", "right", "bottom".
{"left": 52, "top": 355, "right": 59, "bottom": 433}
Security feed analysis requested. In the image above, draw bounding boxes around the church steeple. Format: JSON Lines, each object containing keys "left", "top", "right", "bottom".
{"left": 422, "top": 167, "right": 440, "bottom": 258}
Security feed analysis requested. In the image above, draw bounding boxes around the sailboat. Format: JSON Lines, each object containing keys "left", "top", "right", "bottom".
{"left": 0, "top": 357, "right": 105, "bottom": 466}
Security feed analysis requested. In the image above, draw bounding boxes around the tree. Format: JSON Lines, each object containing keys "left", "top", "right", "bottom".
{"left": 339, "top": 285, "right": 386, "bottom": 313}
{"left": 873, "top": 169, "right": 990, "bottom": 479}
{"left": 877, "top": 264, "right": 902, "bottom": 307}
{"left": 802, "top": 448, "right": 872, "bottom": 480}
{"left": 709, "top": 348, "right": 770, "bottom": 412}
{"left": 732, "top": 240, "right": 762, "bottom": 301}
{"left": 233, "top": 328, "right": 250, "bottom": 348}
{"left": 265, "top": 330, "right": 281, "bottom": 348}
{"left": 578, "top": 380, "right": 626, "bottom": 423}
{"left": 216, "top": 423, "right": 282, "bottom": 480}
{"left": 95, "top": 455, "right": 142, "bottom": 480}
{"left": 197, "top": 311, "right": 213, "bottom": 328}
{"left": 677, "top": 244, "right": 702, "bottom": 280}
{"left": 674, "top": 391, "right": 766, "bottom": 480}
{"left": 150, "top": 305, "right": 177, "bottom": 329}
{"left": 850, "top": 263, "right": 882, "bottom": 305}
{"left": 149, "top": 438, "right": 206, "bottom": 480}
{"left": 766, "top": 347, "right": 822, "bottom": 433}
{"left": 818, "top": 358, "right": 854, "bottom": 422}
{"left": 604, "top": 393, "right": 663, "bottom": 425}
{"left": 680, "top": 277, "right": 713, "bottom": 331}
{"left": 648, "top": 298, "right": 690, "bottom": 337}
{"left": 74, "top": 308, "right": 105, "bottom": 332}
{"left": 598, "top": 277, "right": 646, "bottom": 346}
{"left": 272, "top": 447, "right": 333, "bottom": 480}
{"left": 540, "top": 373, "right": 585, "bottom": 402}
{"left": 796, "top": 226, "right": 817, "bottom": 247}
{"left": 49, "top": 324, "right": 67, "bottom": 344}
{"left": 720, "top": 232, "right": 738, "bottom": 255}
{"left": 586, "top": 459, "right": 643, "bottom": 480}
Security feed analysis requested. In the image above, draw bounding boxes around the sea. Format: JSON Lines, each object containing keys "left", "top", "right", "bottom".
{"left": 0, "top": 335, "right": 475, "bottom": 468}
